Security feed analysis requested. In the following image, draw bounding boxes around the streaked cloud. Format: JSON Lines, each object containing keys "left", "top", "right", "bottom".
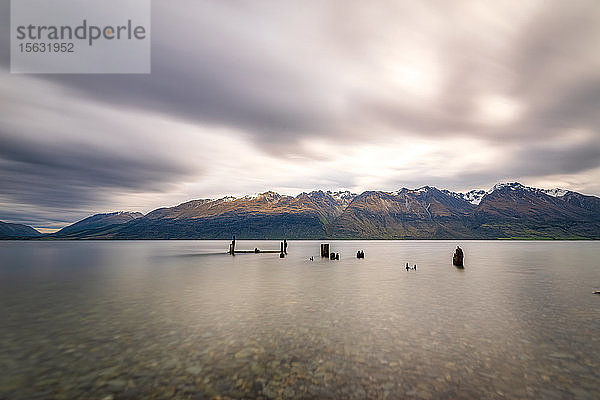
{"left": 1, "top": 0, "right": 599, "bottom": 229}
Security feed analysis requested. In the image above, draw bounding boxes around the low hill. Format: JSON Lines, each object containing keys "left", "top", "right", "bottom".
{"left": 0, "top": 221, "right": 41, "bottom": 238}
{"left": 53, "top": 212, "right": 143, "bottom": 238}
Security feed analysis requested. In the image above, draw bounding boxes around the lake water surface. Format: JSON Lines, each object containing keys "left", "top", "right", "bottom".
{"left": 1, "top": 240, "right": 599, "bottom": 399}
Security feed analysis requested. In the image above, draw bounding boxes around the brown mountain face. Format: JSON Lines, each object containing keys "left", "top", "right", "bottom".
{"left": 559, "top": 191, "right": 600, "bottom": 215}
{"left": 330, "top": 188, "right": 476, "bottom": 239}
{"left": 476, "top": 185, "right": 585, "bottom": 220}
{"left": 470, "top": 183, "right": 600, "bottom": 238}
{"left": 399, "top": 186, "right": 475, "bottom": 216}
{"left": 46, "top": 183, "right": 600, "bottom": 239}
{"left": 105, "top": 191, "right": 356, "bottom": 239}
{"left": 144, "top": 191, "right": 352, "bottom": 221}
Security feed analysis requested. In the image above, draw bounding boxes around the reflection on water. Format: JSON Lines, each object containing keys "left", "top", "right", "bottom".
{"left": 0, "top": 240, "right": 599, "bottom": 399}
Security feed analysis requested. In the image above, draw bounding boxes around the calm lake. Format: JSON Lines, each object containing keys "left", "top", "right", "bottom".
{"left": 1, "top": 240, "right": 599, "bottom": 399}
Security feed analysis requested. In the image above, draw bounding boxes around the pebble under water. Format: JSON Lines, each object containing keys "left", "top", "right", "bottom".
{"left": 1, "top": 240, "right": 599, "bottom": 399}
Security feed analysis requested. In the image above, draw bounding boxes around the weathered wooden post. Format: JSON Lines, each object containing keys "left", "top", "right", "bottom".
{"left": 321, "top": 243, "right": 329, "bottom": 257}
{"left": 284, "top": 239, "right": 288, "bottom": 254}
{"left": 453, "top": 246, "right": 464, "bottom": 267}
{"left": 228, "top": 235, "right": 236, "bottom": 255}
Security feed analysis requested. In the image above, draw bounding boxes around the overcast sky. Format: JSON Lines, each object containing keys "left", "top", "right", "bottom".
{"left": 1, "top": 0, "right": 600, "bottom": 231}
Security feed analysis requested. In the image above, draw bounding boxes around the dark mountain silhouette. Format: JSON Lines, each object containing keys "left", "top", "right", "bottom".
{"left": 0, "top": 221, "right": 41, "bottom": 238}
{"left": 53, "top": 211, "right": 143, "bottom": 238}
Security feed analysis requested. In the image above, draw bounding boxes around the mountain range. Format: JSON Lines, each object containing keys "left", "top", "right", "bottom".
{"left": 3, "top": 183, "right": 600, "bottom": 239}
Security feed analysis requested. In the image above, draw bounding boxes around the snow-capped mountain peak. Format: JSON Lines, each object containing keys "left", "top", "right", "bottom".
{"left": 541, "top": 188, "right": 569, "bottom": 198}
{"left": 326, "top": 190, "right": 357, "bottom": 202}
{"left": 462, "top": 190, "right": 487, "bottom": 205}
{"left": 490, "top": 182, "right": 527, "bottom": 192}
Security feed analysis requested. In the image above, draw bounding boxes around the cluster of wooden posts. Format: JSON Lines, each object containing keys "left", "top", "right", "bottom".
{"left": 227, "top": 236, "right": 288, "bottom": 257}
{"left": 320, "top": 243, "right": 365, "bottom": 260}
{"left": 320, "top": 243, "right": 339, "bottom": 260}
{"left": 227, "top": 237, "right": 464, "bottom": 267}
{"left": 279, "top": 239, "right": 288, "bottom": 258}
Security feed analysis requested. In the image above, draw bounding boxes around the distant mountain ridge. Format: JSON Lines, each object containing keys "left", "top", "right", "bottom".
{"left": 41, "top": 182, "right": 600, "bottom": 240}
{"left": 0, "top": 221, "right": 41, "bottom": 238}
{"left": 53, "top": 211, "right": 143, "bottom": 238}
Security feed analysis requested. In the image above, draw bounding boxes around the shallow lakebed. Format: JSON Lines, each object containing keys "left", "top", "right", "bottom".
{"left": 1, "top": 240, "right": 599, "bottom": 399}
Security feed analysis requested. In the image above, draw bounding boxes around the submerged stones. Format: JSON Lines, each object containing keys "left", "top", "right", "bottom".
{"left": 4, "top": 242, "right": 600, "bottom": 400}
{"left": 185, "top": 366, "right": 203, "bottom": 375}
{"left": 106, "top": 379, "right": 127, "bottom": 392}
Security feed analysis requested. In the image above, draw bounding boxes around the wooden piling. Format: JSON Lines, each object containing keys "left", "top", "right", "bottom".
{"left": 321, "top": 243, "right": 330, "bottom": 257}
{"left": 228, "top": 235, "right": 237, "bottom": 255}
{"left": 453, "top": 246, "right": 464, "bottom": 267}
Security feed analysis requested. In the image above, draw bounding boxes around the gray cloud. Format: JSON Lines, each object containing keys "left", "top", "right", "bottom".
{"left": 2, "top": 1, "right": 599, "bottom": 144}
{"left": 1, "top": 1, "right": 342, "bottom": 139}
{"left": 0, "top": 134, "right": 191, "bottom": 207}
{"left": 1, "top": 0, "right": 600, "bottom": 228}
{"left": 0, "top": 130, "right": 194, "bottom": 228}
{"left": 508, "top": 139, "right": 600, "bottom": 178}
